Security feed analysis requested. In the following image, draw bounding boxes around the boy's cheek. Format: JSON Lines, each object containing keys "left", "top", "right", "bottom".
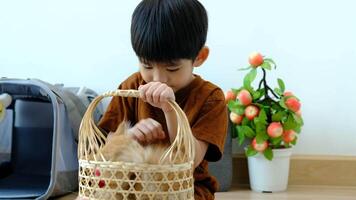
{"left": 139, "top": 69, "right": 153, "bottom": 83}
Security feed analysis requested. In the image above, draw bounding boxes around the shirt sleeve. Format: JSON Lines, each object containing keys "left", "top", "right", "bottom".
{"left": 98, "top": 73, "right": 143, "bottom": 133}
{"left": 97, "top": 98, "right": 130, "bottom": 133}
{"left": 191, "top": 89, "right": 228, "bottom": 162}
{"left": 98, "top": 86, "right": 136, "bottom": 133}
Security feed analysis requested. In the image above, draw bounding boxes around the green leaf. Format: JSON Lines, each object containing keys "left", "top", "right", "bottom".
{"left": 246, "top": 146, "right": 258, "bottom": 157}
{"left": 254, "top": 102, "right": 270, "bottom": 109}
{"left": 243, "top": 82, "right": 252, "bottom": 92}
{"left": 263, "top": 147, "right": 273, "bottom": 160}
{"left": 261, "top": 62, "right": 272, "bottom": 70}
{"left": 255, "top": 120, "right": 268, "bottom": 143}
{"left": 252, "top": 90, "right": 263, "bottom": 100}
{"left": 272, "top": 111, "right": 286, "bottom": 122}
{"left": 254, "top": 118, "right": 267, "bottom": 132}
{"left": 239, "top": 66, "right": 252, "bottom": 71}
{"left": 256, "top": 88, "right": 266, "bottom": 98}
{"left": 279, "top": 97, "right": 287, "bottom": 109}
{"left": 227, "top": 101, "right": 245, "bottom": 115}
{"left": 258, "top": 108, "right": 268, "bottom": 122}
{"left": 234, "top": 107, "right": 245, "bottom": 115}
{"left": 271, "top": 137, "right": 283, "bottom": 145}
{"left": 238, "top": 126, "right": 255, "bottom": 138}
{"left": 264, "top": 58, "right": 277, "bottom": 69}
{"left": 243, "top": 69, "right": 257, "bottom": 90}
{"left": 256, "top": 132, "right": 269, "bottom": 143}
{"left": 274, "top": 88, "right": 282, "bottom": 96}
{"left": 292, "top": 113, "right": 304, "bottom": 126}
{"left": 250, "top": 119, "right": 256, "bottom": 129}
{"left": 227, "top": 100, "right": 237, "bottom": 112}
{"left": 231, "top": 88, "right": 241, "bottom": 94}
{"left": 283, "top": 114, "right": 298, "bottom": 131}
{"left": 291, "top": 136, "right": 298, "bottom": 145}
{"left": 272, "top": 101, "right": 283, "bottom": 111}
{"left": 254, "top": 111, "right": 268, "bottom": 141}
{"left": 254, "top": 108, "right": 267, "bottom": 123}
{"left": 236, "top": 126, "right": 246, "bottom": 145}
{"left": 241, "top": 117, "right": 250, "bottom": 126}
{"left": 277, "top": 78, "right": 285, "bottom": 93}
{"left": 294, "top": 125, "right": 301, "bottom": 133}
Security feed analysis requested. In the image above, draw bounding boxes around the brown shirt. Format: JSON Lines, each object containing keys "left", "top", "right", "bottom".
{"left": 98, "top": 72, "right": 228, "bottom": 200}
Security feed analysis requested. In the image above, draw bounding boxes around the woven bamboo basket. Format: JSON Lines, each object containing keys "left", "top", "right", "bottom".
{"left": 78, "top": 90, "right": 195, "bottom": 200}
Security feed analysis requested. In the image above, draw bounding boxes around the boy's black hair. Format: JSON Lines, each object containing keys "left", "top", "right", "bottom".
{"left": 131, "top": 0, "right": 208, "bottom": 64}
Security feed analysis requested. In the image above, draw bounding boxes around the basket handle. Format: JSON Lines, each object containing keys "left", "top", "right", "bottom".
{"left": 78, "top": 89, "right": 195, "bottom": 164}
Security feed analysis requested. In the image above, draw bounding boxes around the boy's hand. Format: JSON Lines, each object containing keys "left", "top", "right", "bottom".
{"left": 128, "top": 118, "right": 166, "bottom": 144}
{"left": 138, "top": 82, "right": 175, "bottom": 113}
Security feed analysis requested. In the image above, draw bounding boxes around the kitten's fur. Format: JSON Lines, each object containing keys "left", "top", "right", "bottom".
{"left": 99, "top": 121, "right": 169, "bottom": 165}
{"left": 79, "top": 122, "right": 178, "bottom": 200}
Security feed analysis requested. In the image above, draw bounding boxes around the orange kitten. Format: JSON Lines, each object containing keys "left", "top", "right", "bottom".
{"left": 99, "top": 121, "right": 169, "bottom": 164}
{"left": 78, "top": 122, "right": 171, "bottom": 200}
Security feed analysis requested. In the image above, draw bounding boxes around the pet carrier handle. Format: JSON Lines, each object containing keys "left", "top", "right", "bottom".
{"left": 78, "top": 89, "right": 195, "bottom": 164}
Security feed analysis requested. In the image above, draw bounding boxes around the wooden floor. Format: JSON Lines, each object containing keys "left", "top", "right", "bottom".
{"left": 215, "top": 185, "right": 356, "bottom": 200}
{"left": 55, "top": 185, "right": 356, "bottom": 200}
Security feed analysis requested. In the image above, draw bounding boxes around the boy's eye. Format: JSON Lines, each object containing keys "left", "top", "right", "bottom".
{"left": 166, "top": 67, "right": 180, "bottom": 72}
{"left": 143, "top": 65, "right": 153, "bottom": 69}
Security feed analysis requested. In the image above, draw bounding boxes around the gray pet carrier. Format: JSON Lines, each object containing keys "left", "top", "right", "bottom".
{"left": 0, "top": 78, "right": 103, "bottom": 199}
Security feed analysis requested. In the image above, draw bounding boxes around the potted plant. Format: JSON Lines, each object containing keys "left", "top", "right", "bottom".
{"left": 225, "top": 52, "right": 304, "bottom": 192}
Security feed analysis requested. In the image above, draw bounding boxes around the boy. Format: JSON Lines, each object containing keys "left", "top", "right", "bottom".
{"left": 98, "top": 0, "right": 228, "bottom": 199}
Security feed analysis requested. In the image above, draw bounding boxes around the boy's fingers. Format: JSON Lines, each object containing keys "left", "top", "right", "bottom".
{"left": 138, "top": 122, "right": 153, "bottom": 142}
{"left": 142, "top": 129, "right": 153, "bottom": 143}
{"left": 138, "top": 84, "right": 149, "bottom": 102}
{"left": 152, "top": 129, "right": 159, "bottom": 141}
{"left": 139, "top": 83, "right": 175, "bottom": 113}
{"left": 152, "top": 84, "right": 166, "bottom": 104}
{"left": 152, "top": 85, "right": 163, "bottom": 104}
{"left": 130, "top": 125, "right": 146, "bottom": 143}
{"left": 148, "top": 118, "right": 163, "bottom": 130}
{"left": 159, "top": 87, "right": 174, "bottom": 104}
{"left": 159, "top": 84, "right": 171, "bottom": 101}
{"left": 159, "top": 130, "right": 166, "bottom": 139}
{"left": 165, "top": 87, "right": 175, "bottom": 100}
{"left": 145, "top": 82, "right": 161, "bottom": 103}
{"left": 153, "top": 121, "right": 166, "bottom": 140}
{"left": 130, "top": 118, "right": 166, "bottom": 143}
{"left": 133, "top": 129, "right": 145, "bottom": 143}
{"left": 144, "top": 121, "right": 159, "bottom": 140}
{"left": 147, "top": 118, "right": 165, "bottom": 140}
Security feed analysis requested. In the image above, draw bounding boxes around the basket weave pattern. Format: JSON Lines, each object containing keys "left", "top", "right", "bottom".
{"left": 78, "top": 90, "right": 195, "bottom": 200}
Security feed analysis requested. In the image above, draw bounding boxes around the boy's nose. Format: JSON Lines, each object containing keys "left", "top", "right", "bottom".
{"left": 153, "top": 69, "right": 168, "bottom": 83}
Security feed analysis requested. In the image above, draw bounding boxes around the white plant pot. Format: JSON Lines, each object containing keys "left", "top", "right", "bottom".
{"left": 247, "top": 148, "right": 292, "bottom": 193}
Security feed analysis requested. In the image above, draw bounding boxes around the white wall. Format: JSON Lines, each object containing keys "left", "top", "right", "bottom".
{"left": 1, "top": 0, "right": 355, "bottom": 156}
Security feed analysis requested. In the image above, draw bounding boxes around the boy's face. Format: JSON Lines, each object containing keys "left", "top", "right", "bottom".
{"left": 139, "top": 59, "right": 195, "bottom": 92}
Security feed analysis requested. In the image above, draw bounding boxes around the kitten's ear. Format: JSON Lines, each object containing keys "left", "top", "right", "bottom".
{"left": 114, "top": 121, "right": 129, "bottom": 135}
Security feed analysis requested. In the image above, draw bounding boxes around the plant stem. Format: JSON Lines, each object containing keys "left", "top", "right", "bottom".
{"left": 261, "top": 68, "right": 269, "bottom": 99}
{"left": 267, "top": 86, "right": 280, "bottom": 99}
{"left": 258, "top": 79, "right": 263, "bottom": 90}
{"left": 261, "top": 68, "right": 279, "bottom": 101}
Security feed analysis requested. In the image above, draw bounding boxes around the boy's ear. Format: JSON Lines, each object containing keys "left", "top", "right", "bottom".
{"left": 193, "top": 46, "right": 209, "bottom": 68}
